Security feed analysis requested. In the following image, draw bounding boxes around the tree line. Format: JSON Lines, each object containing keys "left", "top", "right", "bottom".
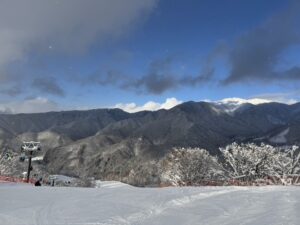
{"left": 160, "top": 143, "right": 300, "bottom": 186}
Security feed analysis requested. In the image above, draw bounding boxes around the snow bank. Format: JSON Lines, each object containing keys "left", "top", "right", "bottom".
{"left": 1, "top": 183, "right": 300, "bottom": 225}
{"left": 94, "top": 180, "right": 130, "bottom": 188}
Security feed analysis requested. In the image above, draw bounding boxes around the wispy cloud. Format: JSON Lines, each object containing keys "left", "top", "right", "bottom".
{"left": 252, "top": 92, "right": 299, "bottom": 104}
{"left": 0, "top": 85, "right": 22, "bottom": 97}
{"left": 110, "top": 55, "right": 214, "bottom": 95}
{"left": 32, "top": 77, "right": 65, "bottom": 97}
{"left": 222, "top": 1, "right": 300, "bottom": 85}
{"left": 0, "top": 97, "right": 60, "bottom": 114}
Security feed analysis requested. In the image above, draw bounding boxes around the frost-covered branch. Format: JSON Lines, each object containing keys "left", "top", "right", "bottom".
{"left": 220, "top": 143, "right": 300, "bottom": 184}
{"left": 160, "top": 143, "right": 300, "bottom": 186}
{"left": 160, "top": 147, "right": 223, "bottom": 186}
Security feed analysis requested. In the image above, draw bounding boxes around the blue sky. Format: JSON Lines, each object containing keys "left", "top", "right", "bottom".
{"left": 0, "top": 0, "right": 299, "bottom": 113}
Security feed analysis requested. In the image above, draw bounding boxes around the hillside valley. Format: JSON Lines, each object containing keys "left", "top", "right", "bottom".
{"left": 1, "top": 101, "right": 300, "bottom": 186}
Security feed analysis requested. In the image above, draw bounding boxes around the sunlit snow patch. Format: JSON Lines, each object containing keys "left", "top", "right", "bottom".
{"left": 269, "top": 128, "right": 290, "bottom": 144}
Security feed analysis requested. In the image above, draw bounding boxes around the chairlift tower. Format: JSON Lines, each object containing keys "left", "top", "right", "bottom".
{"left": 21, "top": 141, "right": 41, "bottom": 183}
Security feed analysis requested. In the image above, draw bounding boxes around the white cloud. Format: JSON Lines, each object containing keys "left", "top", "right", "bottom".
{"left": 216, "top": 97, "right": 272, "bottom": 105}
{"left": 205, "top": 96, "right": 298, "bottom": 106}
{"left": 0, "top": 97, "right": 60, "bottom": 114}
{"left": 252, "top": 93, "right": 298, "bottom": 105}
{"left": 115, "top": 97, "right": 182, "bottom": 113}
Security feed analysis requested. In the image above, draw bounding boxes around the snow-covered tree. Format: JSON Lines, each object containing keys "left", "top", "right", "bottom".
{"left": 220, "top": 143, "right": 300, "bottom": 184}
{"left": 160, "top": 147, "right": 223, "bottom": 186}
{"left": 285, "top": 145, "right": 300, "bottom": 175}
{"left": 219, "top": 143, "right": 277, "bottom": 180}
{"left": 161, "top": 143, "right": 300, "bottom": 186}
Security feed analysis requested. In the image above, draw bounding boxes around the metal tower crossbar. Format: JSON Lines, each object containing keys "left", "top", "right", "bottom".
{"left": 22, "top": 141, "right": 41, "bottom": 152}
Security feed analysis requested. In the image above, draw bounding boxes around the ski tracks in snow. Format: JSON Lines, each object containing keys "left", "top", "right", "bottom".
{"left": 35, "top": 198, "right": 56, "bottom": 225}
{"left": 99, "top": 188, "right": 240, "bottom": 225}
{"left": 199, "top": 186, "right": 300, "bottom": 225}
{"left": 2, "top": 184, "right": 300, "bottom": 225}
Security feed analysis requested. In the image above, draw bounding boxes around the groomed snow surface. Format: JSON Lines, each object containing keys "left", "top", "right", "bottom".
{"left": 1, "top": 182, "right": 300, "bottom": 225}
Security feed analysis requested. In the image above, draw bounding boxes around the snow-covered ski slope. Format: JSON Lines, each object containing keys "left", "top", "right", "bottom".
{"left": 1, "top": 182, "right": 300, "bottom": 225}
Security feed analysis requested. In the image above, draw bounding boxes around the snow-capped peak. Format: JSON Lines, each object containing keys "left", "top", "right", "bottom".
{"left": 216, "top": 97, "right": 271, "bottom": 105}
{"left": 208, "top": 98, "right": 272, "bottom": 114}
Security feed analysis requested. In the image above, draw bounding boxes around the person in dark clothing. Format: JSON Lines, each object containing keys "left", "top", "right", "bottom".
{"left": 34, "top": 179, "right": 42, "bottom": 186}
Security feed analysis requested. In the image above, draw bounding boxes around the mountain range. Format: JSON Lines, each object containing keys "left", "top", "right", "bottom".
{"left": 1, "top": 100, "right": 300, "bottom": 186}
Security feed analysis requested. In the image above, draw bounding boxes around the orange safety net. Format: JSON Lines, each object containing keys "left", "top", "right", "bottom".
{"left": 0, "top": 175, "right": 35, "bottom": 184}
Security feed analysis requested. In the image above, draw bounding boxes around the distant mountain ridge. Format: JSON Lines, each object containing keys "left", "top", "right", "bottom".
{"left": 1, "top": 100, "right": 300, "bottom": 186}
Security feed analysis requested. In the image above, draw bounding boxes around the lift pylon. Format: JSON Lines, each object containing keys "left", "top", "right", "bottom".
{"left": 21, "top": 141, "right": 41, "bottom": 183}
